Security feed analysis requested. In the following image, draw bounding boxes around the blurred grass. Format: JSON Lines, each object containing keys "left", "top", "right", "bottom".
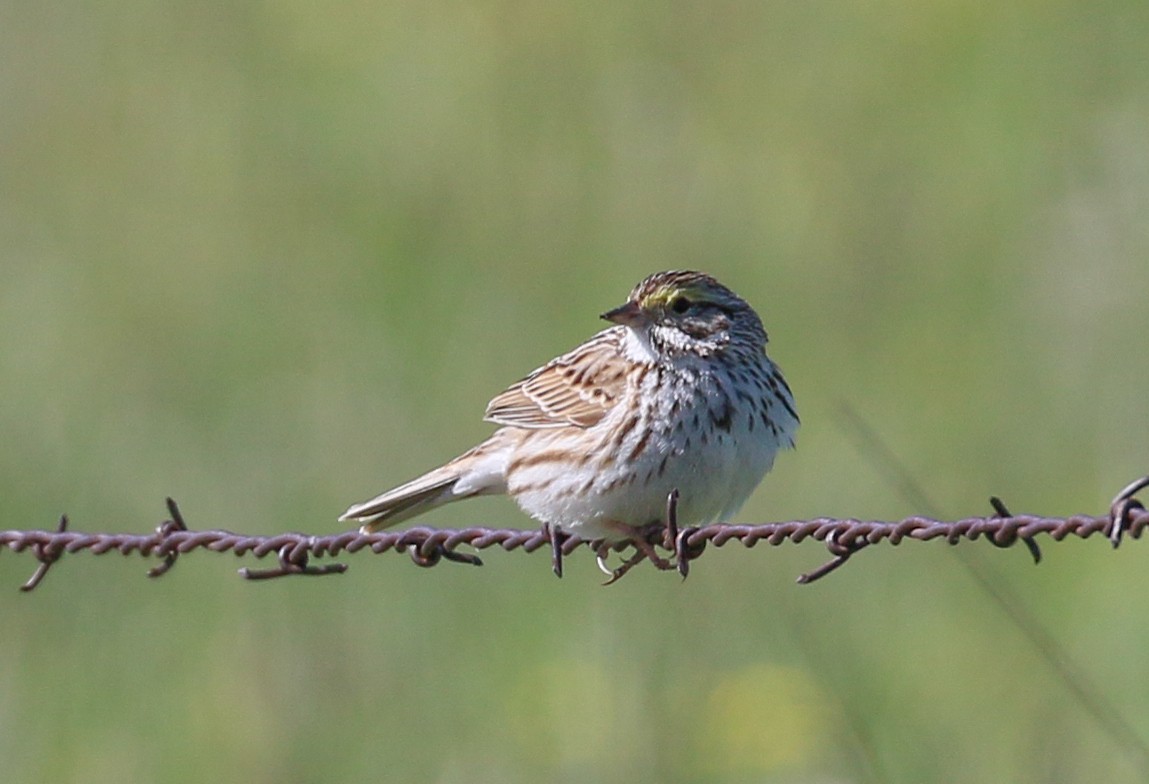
{"left": 3, "top": 0, "right": 1149, "bottom": 781}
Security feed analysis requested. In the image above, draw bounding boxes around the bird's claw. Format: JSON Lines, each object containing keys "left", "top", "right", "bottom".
{"left": 598, "top": 545, "right": 649, "bottom": 585}
{"left": 596, "top": 535, "right": 677, "bottom": 585}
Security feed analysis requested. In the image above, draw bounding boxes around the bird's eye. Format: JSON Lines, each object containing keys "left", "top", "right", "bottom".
{"left": 670, "top": 296, "right": 691, "bottom": 314}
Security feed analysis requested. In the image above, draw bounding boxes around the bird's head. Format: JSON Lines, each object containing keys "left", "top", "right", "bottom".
{"left": 602, "top": 270, "right": 766, "bottom": 359}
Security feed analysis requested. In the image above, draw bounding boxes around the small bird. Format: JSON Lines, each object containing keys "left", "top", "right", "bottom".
{"left": 340, "top": 270, "right": 798, "bottom": 570}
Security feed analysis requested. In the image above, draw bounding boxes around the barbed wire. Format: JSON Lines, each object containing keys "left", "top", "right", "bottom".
{"left": 3, "top": 476, "right": 1147, "bottom": 591}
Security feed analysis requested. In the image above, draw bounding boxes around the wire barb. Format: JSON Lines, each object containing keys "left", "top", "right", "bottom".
{"left": 796, "top": 531, "right": 869, "bottom": 585}
{"left": 147, "top": 497, "right": 189, "bottom": 579}
{"left": 240, "top": 542, "right": 350, "bottom": 580}
{"left": 4, "top": 478, "right": 1148, "bottom": 590}
{"left": 987, "top": 496, "right": 1042, "bottom": 564}
{"left": 406, "top": 540, "right": 483, "bottom": 569}
{"left": 20, "top": 514, "right": 68, "bottom": 592}
{"left": 1109, "top": 476, "right": 1149, "bottom": 548}
{"left": 546, "top": 523, "right": 565, "bottom": 578}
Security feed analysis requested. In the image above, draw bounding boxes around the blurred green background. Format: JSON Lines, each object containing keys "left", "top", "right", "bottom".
{"left": 3, "top": 1, "right": 1149, "bottom": 781}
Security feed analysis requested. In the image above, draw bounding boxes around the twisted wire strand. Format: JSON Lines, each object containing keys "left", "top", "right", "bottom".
{"left": 2, "top": 475, "right": 1146, "bottom": 589}
{"left": 0, "top": 511, "right": 1135, "bottom": 559}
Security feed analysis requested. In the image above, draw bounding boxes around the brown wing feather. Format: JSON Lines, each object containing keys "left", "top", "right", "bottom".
{"left": 484, "top": 328, "right": 629, "bottom": 429}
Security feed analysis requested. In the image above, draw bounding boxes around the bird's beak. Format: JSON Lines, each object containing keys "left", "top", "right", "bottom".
{"left": 601, "top": 300, "right": 647, "bottom": 328}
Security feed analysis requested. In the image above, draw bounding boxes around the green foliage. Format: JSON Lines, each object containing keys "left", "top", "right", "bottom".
{"left": 3, "top": 1, "right": 1149, "bottom": 781}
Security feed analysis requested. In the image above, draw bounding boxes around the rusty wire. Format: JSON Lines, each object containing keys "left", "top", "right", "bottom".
{"left": 2, "top": 476, "right": 1147, "bottom": 591}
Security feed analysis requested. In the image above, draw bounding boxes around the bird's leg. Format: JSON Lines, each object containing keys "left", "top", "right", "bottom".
{"left": 594, "top": 517, "right": 678, "bottom": 584}
{"left": 602, "top": 519, "right": 675, "bottom": 572}
{"left": 629, "top": 534, "right": 674, "bottom": 571}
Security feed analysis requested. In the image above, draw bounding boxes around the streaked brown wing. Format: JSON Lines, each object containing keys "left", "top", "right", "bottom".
{"left": 484, "top": 329, "right": 629, "bottom": 429}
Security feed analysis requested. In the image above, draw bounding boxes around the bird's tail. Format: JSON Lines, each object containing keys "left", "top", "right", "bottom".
{"left": 338, "top": 439, "right": 507, "bottom": 533}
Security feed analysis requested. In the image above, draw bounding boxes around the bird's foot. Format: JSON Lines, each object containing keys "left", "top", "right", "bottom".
{"left": 597, "top": 544, "right": 648, "bottom": 585}
{"left": 594, "top": 528, "right": 676, "bottom": 586}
